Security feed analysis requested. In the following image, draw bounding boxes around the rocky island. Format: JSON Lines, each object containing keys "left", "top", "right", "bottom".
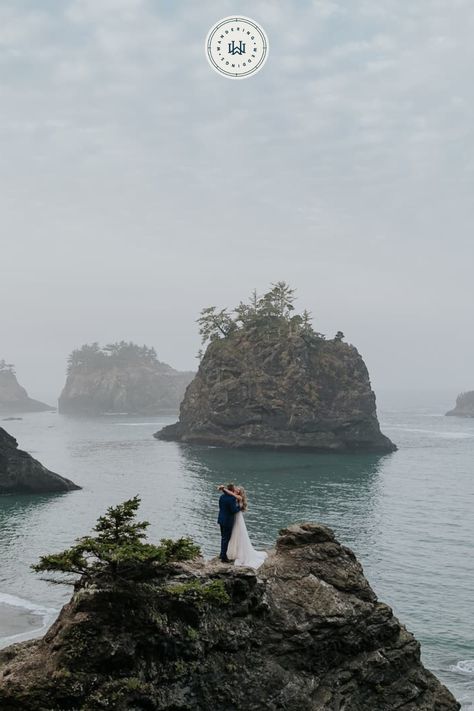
{"left": 0, "top": 427, "right": 80, "bottom": 494}
{"left": 446, "top": 391, "right": 474, "bottom": 418}
{"left": 0, "top": 499, "right": 458, "bottom": 710}
{"left": 0, "top": 361, "right": 53, "bottom": 414}
{"left": 156, "top": 283, "right": 395, "bottom": 452}
{"left": 59, "top": 342, "right": 194, "bottom": 416}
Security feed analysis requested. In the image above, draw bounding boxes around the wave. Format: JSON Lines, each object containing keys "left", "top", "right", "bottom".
{"left": 449, "top": 659, "right": 474, "bottom": 675}
{"left": 113, "top": 422, "right": 163, "bottom": 427}
{"left": 383, "top": 425, "right": 474, "bottom": 439}
{"left": 0, "top": 592, "right": 56, "bottom": 615}
{"left": 0, "top": 592, "right": 58, "bottom": 649}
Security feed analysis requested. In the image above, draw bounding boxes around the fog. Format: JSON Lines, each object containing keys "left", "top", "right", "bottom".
{"left": 1, "top": 0, "right": 473, "bottom": 404}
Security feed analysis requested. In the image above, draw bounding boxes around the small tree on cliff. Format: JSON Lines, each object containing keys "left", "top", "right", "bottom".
{"left": 259, "top": 281, "right": 296, "bottom": 320}
{"left": 67, "top": 343, "right": 160, "bottom": 373}
{"left": 197, "top": 282, "right": 328, "bottom": 350}
{"left": 32, "top": 496, "right": 200, "bottom": 586}
{"left": 197, "top": 307, "right": 236, "bottom": 344}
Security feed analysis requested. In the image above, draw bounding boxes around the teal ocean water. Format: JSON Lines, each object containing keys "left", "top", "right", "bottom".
{"left": 0, "top": 392, "right": 473, "bottom": 707}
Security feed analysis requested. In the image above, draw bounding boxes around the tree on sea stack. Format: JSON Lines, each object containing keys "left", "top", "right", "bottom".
{"left": 33, "top": 496, "right": 200, "bottom": 586}
{"left": 0, "top": 359, "right": 15, "bottom": 373}
{"left": 156, "top": 281, "right": 396, "bottom": 453}
{"left": 197, "top": 281, "right": 323, "bottom": 348}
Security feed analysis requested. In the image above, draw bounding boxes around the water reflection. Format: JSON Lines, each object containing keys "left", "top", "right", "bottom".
{"left": 0, "top": 493, "right": 73, "bottom": 554}
{"left": 176, "top": 444, "right": 387, "bottom": 557}
{"left": 1, "top": 409, "right": 471, "bottom": 705}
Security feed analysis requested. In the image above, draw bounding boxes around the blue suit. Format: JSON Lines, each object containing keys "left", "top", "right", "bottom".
{"left": 218, "top": 493, "right": 240, "bottom": 561}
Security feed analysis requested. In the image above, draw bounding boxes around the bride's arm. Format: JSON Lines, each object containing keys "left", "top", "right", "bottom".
{"left": 218, "top": 486, "right": 243, "bottom": 508}
{"left": 222, "top": 487, "right": 241, "bottom": 501}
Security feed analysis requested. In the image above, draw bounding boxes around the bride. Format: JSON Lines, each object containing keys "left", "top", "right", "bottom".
{"left": 218, "top": 485, "right": 267, "bottom": 569}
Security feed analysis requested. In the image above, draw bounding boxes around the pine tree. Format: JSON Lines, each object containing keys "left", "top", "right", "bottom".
{"left": 32, "top": 497, "right": 200, "bottom": 586}
{"left": 197, "top": 307, "right": 236, "bottom": 345}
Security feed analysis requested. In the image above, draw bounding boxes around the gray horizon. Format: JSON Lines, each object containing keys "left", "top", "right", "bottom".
{"left": 1, "top": 1, "right": 473, "bottom": 404}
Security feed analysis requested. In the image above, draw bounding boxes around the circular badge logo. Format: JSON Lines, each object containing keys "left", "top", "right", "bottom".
{"left": 206, "top": 16, "right": 269, "bottom": 80}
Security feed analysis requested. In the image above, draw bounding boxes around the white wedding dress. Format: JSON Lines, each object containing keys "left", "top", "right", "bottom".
{"left": 227, "top": 512, "right": 267, "bottom": 569}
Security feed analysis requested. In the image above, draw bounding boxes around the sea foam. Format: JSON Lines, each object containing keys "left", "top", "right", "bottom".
{"left": 449, "top": 659, "right": 474, "bottom": 675}
{"left": 0, "top": 592, "right": 58, "bottom": 649}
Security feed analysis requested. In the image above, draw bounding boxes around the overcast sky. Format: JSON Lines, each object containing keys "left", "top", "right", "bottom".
{"left": 1, "top": 0, "right": 473, "bottom": 404}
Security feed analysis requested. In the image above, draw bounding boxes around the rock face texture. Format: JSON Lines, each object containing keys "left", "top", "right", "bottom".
{"left": 446, "top": 391, "right": 474, "bottom": 418}
{"left": 0, "top": 523, "right": 457, "bottom": 710}
{"left": 59, "top": 363, "right": 194, "bottom": 416}
{"left": 0, "top": 428, "right": 80, "bottom": 494}
{"left": 0, "top": 370, "right": 52, "bottom": 414}
{"left": 156, "top": 332, "right": 395, "bottom": 452}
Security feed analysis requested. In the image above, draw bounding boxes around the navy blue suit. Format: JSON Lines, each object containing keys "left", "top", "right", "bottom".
{"left": 218, "top": 493, "right": 240, "bottom": 561}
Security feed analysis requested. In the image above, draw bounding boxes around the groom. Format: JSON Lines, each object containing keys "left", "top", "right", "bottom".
{"left": 217, "top": 483, "right": 240, "bottom": 563}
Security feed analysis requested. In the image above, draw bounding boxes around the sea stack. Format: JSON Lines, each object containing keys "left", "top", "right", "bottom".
{"left": 0, "top": 522, "right": 458, "bottom": 709}
{"left": 0, "top": 427, "right": 80, "bottom": 494}
{"left": 446, "top": 391, "right": 474, "bottom": 418}
{"left": 58, "top": 342, "right": 194, "bottom": 416}
{"left": 0, "top": 362, "right": 53, "bottom": 414}
{"left": 156, "top": 283, "right": 395, "bottom": 453}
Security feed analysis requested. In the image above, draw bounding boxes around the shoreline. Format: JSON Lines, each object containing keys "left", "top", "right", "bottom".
{"left": 0, "top": 595, "right": 57, "bottom": 649}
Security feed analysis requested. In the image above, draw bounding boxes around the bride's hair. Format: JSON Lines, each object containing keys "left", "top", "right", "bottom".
{"left": 237, "top": 487, "right": 248, "bottom": 512}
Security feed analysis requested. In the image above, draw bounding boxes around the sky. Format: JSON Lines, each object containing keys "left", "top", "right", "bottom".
{"left": 1, "top": 0, "right": 473, "bottom": 404}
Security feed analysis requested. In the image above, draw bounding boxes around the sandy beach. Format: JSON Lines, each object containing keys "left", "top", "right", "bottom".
{"left": 0, "top": 597, "right": 56, "bottom": 649}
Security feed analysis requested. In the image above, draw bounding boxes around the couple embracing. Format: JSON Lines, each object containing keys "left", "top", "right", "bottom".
{"left": 217, "top": 484, "right": 267, "bottom": 569}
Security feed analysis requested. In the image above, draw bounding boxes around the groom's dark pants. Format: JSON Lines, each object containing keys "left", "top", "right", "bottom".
{"left": 220, "top": 523, "right": 233, "bottom": 560}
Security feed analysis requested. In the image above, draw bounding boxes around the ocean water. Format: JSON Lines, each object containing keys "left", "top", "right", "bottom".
{"left": 0, "top": 392, "right": 473, "bottom": 707}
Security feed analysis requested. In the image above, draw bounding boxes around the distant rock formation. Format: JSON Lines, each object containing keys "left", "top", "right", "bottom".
{"left": 0, "top": 522, "right": 458, "bottom": 709}
{"left": 0, "top": 364, "right": 53, "bottom": 414}
{"left": 446, "top": 391, "right": 474, "bottom": 418}
{"left": 0, "top": 428, "right": 80, "bottom": 494}
{"left": 156, "top": 283, "right": 395, "bottom": 453}
{"left": 58, "top": 342, "right": 194, "bottom": 415}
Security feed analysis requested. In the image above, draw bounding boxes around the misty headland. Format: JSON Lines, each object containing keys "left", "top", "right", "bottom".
{"left": 58, "top": 342, "right": 194, "bottom": 416}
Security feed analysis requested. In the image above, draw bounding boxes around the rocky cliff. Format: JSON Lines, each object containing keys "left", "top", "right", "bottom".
{"left": 0, "top": 427, "right": 80, "bottom": 494}
{"left": 0, "top": 369, "right": 53, "bottom": 414}
{"left": 446, "top": 391, "right": 474, "bottom": 418}
{"left": 156, "top": 331, "right": 395, "bottom": 453}
{"left": 0, "top": 523, "right": 458, "bottom": 710}
{"left": 58, "top": 343, "right": 193, "bottom": 415}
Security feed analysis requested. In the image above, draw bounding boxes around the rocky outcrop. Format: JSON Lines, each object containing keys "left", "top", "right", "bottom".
{"left": 0, "top": 523, "right": 457, "bottom": 710}
{"left": 0, "top": 428, "right": 80, "bottom": 494}
{"left": 59, "top": 362, "right": 194, "bottom": 416}
{"left": 446, "top": 391, "right": 474, "bottom": 418}
{"left": 0, "top": 370, "right": 53, "bottom": 414}
{"left": 156, "top": 331, "right": 395, "bottom": 453}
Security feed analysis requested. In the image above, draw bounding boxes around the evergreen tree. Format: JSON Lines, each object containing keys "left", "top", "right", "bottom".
{"left": 196, "top": 282, "right": 336, "bottom": 351}
{"left": 197, "top": 307, "right": 236, "bottom": 345}
{"left": 67, "top": 342, "right": 160, "bottom": 372}
{"left": 261, "top": 281, "right": 296, "bottom": 320}
{"left": 33, "top": 497, "right": 200, "bottom": 586}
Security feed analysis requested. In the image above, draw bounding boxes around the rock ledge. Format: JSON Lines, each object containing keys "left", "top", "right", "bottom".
{"left": 446, "top": 391, "right": 474, "bottom": 418}
{"left": 0, "top": 427, "right": 80, "bottom": 494}
{"left": 0, "top": 523, "right": 458, "bottom": 710}
{"left": 0, "top": 369, "right": 53, "bottom": 414}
